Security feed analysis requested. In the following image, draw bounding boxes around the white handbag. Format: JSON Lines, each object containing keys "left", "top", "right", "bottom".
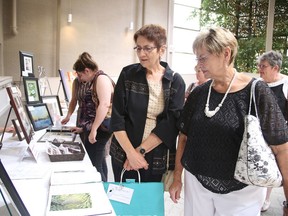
{"left": 234, "top": 79, "right": 282, "bottom": 187}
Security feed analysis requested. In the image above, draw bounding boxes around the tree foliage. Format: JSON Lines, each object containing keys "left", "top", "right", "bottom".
{"left": 191, "top": 0, "right": 288, "bottom": 74}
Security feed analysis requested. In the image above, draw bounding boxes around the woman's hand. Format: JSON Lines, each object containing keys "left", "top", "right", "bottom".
{"left": 125, "top": 150, "right": 149, "bottom": 171}
{"left": 61, "top": 116, "right": 70, "bottom": 125}
{"left": 70, "top": 126, "right": 83, "bottom": 134}
{"left": 88, "top": 131, "right": 97, "bottom": 144}
{"left": 169, "top": 178, "right": 183, "bottom": 203}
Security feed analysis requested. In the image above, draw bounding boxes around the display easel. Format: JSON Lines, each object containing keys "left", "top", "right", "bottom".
{"left": 0, "top": 105, "right": 38, "bottom": 162}
{"left": 38, "top": 66, "right": 52, "bottom": 96}
{"left": 0, "top": 159, "right": 30, "bottom": 216}
{"left": 57, "top": 79, "right": 69, "bottom": 108}
{"left": 0, "top": 107, "right": 13, "bottom": 150}
{"left": 0, "top": 185, "right": 14, "bottom": 216}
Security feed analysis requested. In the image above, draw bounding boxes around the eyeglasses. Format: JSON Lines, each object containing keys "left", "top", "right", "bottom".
{"left": 257, "top": 64, "right": 270, "bottom": 69}
{"left": 134, "top": 46, "right": 157, "bottom": 54}
{"left": 196, "top": 55, "right": 209, "bottom": 64}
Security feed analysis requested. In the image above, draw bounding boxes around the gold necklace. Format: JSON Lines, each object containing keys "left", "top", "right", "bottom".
{"left": 204, "top": 70, "right": 237, "bottom": 118}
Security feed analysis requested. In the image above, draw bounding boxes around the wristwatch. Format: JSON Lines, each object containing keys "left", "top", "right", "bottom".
{"left": 138, "top": 146, "right": 146, "bottom": 155}
{"left": 283, "top": 201, "right": 288, "bottom": 208}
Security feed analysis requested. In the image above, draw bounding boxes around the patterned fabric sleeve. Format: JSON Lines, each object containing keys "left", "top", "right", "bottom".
{"left": 255, "top": 81, "right": 288, "bottom": 145}
{"left": 177, "top": 81, "right": 208, "bottom": 135}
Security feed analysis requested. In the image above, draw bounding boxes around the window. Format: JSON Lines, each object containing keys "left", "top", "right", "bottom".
{"left": 171, "top": 0, "right": 201, "bottom": 75}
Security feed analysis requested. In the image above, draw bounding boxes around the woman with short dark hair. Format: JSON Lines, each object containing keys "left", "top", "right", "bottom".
{"left": 110, "top": 24, "right": 185, "bottom": 182}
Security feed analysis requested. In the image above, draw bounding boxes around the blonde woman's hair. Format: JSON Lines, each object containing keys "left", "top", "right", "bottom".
{"left": 193, "top": 27, "right": 238, "bottom": 66}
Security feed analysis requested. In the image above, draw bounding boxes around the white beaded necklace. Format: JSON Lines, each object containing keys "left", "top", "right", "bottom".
{"left": 204, "top": 70, "right": 237, "bottom": 118}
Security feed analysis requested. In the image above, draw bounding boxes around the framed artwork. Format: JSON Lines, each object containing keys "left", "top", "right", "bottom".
{"left": 42, "top": 95, "right": 63, "bottom": 118}
{"left": 23, "top": 77, "right": 42, "bottom": 104}
{"left": 0, "top": 159, "right": 30, "bottom": 216}
{"left": 19, "top": 51, "right": 34, "bottom": 77}
{"left": 58, "top": 69, "right": 73, "bottom": 103}
{"left": 25, "top": 103, "right": 53, "bottom": 131}
{"left": 6, "top": 86, "right": 33, "bottom": 144}
{"left": 11, "top": 119, "right": 25, "bottom": 141}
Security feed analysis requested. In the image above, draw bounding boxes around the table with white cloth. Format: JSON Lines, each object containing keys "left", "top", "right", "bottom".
{"left": 0, "top": 128, "right": 115, "bottom": 216}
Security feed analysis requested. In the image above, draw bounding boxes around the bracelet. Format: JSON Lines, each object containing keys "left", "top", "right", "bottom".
{"left": 283, "top": 201, "right": 288, "bottom": 208}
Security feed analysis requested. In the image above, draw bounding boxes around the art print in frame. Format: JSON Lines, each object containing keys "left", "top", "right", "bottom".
{"left": 42, "top": 95, "right": 63, "bottom": 120}
{"left": 11, "top": 119, "right": 25, "bottom": 141}
{"left": 6, "top": 86, "right": 33, "bottom": 144}
{"left": 19, "top": 51, "right": 34, "bottom": 77}
{"left": 25, "top": 103, "right": 53, "bottom": 131}
{"left": 23, "top": 77, "right": 42, "bottom": 104}
{"left": 58, "top": 69, "right": 72, "bottom": 103}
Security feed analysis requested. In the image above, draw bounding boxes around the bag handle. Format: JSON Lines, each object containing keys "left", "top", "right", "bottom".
{"left": 120, "top": 168, "right": 141, "bottom": 184}
{"left": 248, "top": 79, "right": 260, "bottom": 117}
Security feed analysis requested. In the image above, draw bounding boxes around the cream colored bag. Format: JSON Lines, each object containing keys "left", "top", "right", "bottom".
{"left": 161, "top": 149, "right": 174, "bottom": 191}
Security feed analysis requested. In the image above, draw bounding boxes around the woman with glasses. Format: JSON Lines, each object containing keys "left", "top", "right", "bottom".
{"left": 110, "top": 24, "right": 185, "bottom": 182}
{"left": 169, "top": 27, "right": 288, "bottom": 215}
{"left": 257, "top": 50, "right": 288, "bottom": 212}
{"left": 61, "top": 52, "right": 114, "bottom": 182}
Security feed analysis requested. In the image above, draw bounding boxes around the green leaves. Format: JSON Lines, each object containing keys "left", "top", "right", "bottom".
{"left": 190, "top": 0, "right": 288, "bottom": 74}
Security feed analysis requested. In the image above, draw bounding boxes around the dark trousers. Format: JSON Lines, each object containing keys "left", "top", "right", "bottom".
{"left": 82, "top": 129, "right": 111, "bottom": 182}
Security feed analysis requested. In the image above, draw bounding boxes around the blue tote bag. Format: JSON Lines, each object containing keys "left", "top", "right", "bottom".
{"left": 103, "top": 169, "right": 164, "bottom": 216}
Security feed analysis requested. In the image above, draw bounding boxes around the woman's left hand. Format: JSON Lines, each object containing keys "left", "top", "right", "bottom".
{"left": 169, "top": 178, "right": 183, "bottom": 204}
{"left": 88, "top": 131, "right": 97, "bottom": 144}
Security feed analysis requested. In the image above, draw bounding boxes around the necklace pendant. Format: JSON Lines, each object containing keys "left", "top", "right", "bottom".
{"left": 205, "top": 106, "right": 220, "bottom": 118}
{"left": 204, "top": 69, "right": 237, "bottom": 118}
{"left": 205, "top": 107, "right": 217, "bottom": 118}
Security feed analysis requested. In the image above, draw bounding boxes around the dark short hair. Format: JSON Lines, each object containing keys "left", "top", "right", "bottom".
{"left": 134, "top": 24, "right": 167, "bottom": 48}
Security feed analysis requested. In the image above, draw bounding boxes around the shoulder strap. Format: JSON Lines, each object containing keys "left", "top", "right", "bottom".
{"left": 249, "top": 79, "right": 259, "bottom": 116}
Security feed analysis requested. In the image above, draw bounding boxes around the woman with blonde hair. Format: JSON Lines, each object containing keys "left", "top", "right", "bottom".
{"left": 169, "top": 27, "right": 288, "bottom": 215}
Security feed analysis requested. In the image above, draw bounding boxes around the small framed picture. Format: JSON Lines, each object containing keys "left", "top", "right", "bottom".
{"left": 42, "top": 95, "right": 63, "bottom": 118}
{"left": 19, "top": 51, "right": 34, "bottom": 77}
{"left": 6, "top": 86, "right": 33, "bottom": 144}
{"left": 25, "top": 103, "right": 53, "bottom": 131}
{"left": 11, "top": 119, "right": 25, "bottom": 141}
{"left": 23, "top": 77, "right": 42, "bottom": 104}
{"left": 58, "top": 69, "right": 77, "bottom": 102}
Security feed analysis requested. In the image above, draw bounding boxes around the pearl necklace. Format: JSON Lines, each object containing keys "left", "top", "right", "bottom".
{"left": 204, "top": 71, "right": 237, "bottom": 118}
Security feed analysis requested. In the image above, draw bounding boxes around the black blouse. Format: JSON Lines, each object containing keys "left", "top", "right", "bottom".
{"left": 270, "top": 84, "right": 287, "bottom": 120}
{"left": 179, "top": 79, "right": 288, "bottom": 193}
